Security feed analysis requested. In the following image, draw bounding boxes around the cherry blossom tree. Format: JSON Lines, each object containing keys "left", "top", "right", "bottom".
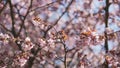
{"left": 0, "top": 0, "right": 120, "bottom": 68}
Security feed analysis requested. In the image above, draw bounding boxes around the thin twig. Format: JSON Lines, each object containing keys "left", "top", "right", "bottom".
{"left": 0, "top": 0, "right": 8, "bottom": 14}
{"left": 62, "top": 42, "right": 67, "bottom": 68}
{"left": 30, "top": 1, "right": 58, "bottom": 12}
{"left": 0, "top": 23, "right": 11, "bottom": 32}
{"left": 44, "top": 0, "right": 74, "bottom": 38}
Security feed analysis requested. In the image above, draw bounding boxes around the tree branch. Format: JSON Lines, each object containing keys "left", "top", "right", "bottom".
{"left": 25, "top": 48, "right": 41, "bottom": 68}
{"left": 0, "top": 0, "right": 8, "bottom": 14}
{"left": 104, "top": 0, "right": 109, "bottom": 68}
{"left": 44, "top": 0, "right": 74, "bottom": 38}
{"left": 0, "top": 23, "right": 11, "bottom": 32}
{"left": 8, "top": 0, "right": 17, "bottom": 37}
{"left": 104, "top": 0, "right": 109, "bottom": 54}
{"left": 62, "top": 42, "right": 67, "bottom": 68}
{"left": 30, "top": 0, "right": 58, "bottom": 12}
{"left": 17, "top": 0, "right": 33, "bottom": 37}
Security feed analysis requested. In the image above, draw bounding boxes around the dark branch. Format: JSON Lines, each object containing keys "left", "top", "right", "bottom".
{"left": 104, "top": 0, "right": 109, "bottom": 68}
{"left": 17, "top": 0, "right": 33, "bottom": 37}
{"left": 62, "top": 42, "right": 67, "bottom": 68}
{"left": 104, "top": 0, "right": 109, "bottom": 53}
{"left": 8, "top": 0, "right": 17, "bottom": 37}
{"left": 25, "top": 47, "right": 41, "bottom": 68}
{"left": 30, "top": 0, "right": 58, "bottom": 12}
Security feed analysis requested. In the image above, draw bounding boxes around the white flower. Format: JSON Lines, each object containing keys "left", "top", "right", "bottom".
{"left": 0, "top": 33, "right": 10, "bottom": 44}
{"left": 21, "top": 43, "right": 35, "bottom": 51}
{"left": 39, "top": 39, "right": 46, "bottom": 47}
{"left": 19, "top": 58, "right": 27, "bottom": 67}
{"left": 25, "top": 37, "right": 31, "bottom": 42}
{"left": 47, "top": 39, "right": 55, "bottom": 45}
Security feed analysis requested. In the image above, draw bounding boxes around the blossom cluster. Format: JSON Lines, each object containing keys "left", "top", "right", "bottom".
{"left": 21, "top": 37, "right": 35, "bottom": 51}
{"left": 0, "top": 33, "right": 10, "bottom": 44}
